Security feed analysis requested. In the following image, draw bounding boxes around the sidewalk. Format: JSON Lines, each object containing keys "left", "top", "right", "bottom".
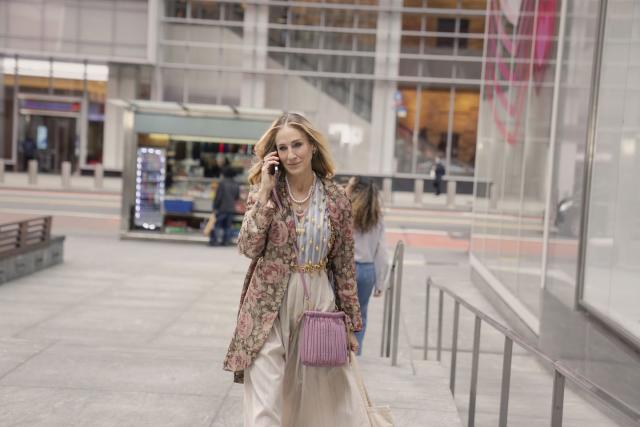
{"left": 0, "top": 235, "right": 461, "bottom": 426}
{"left": 0, "top": 172, "right": 122, "bottom": 194}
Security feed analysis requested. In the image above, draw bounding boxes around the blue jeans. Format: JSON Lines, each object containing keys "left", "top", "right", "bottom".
{"left": 354, "top": 262, "right": 376, "bottom": 355}
{"left": 209, "top": 212, "right": 234, "bottom": 246}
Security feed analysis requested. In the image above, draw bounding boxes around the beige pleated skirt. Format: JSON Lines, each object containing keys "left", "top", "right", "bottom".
{"left": 243, "top": 270, "right": 370, "bottom": 427}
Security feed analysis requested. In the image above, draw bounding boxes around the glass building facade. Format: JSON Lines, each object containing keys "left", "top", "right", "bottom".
{"left": 1, "top": 0, "right": 489, "bottom": 177}
{"left": 470, "top": 0, "right": 640, "bottom": 408}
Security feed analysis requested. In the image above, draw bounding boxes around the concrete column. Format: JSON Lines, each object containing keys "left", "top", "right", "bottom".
{"left": 94, "top": 163, "right": 104, "bottom": 189}
{"left": 414, "top": 178, "right": 423, "bottom": 205}
{"left": 104, "top": 64, "right": 137, "bottom": 173}
{"left": 241, "top": 3, "right": 268, "bottom": 108}
{"left": 61, "top": 161, "right": 71, "bottom": 188}
{"left": 28, "top": 160, "right": 38, "bottom": 185}
{"left": 447, "top": 181, "right": 456, "bottom": 208}
{"left": 369, "top": 0, "right": 402, "bottom": 175}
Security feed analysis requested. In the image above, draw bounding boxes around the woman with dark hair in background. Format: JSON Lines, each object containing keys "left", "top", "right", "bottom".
{"left": 346, "top": 176, "right": 390, "bottom": 355}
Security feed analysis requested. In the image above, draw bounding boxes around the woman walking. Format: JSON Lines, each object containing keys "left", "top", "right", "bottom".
{"left": 223, "top": 113, "right": 370, "bottom": 427}
{"left": 346, "top": 177, "right": 389, "bottom": 355}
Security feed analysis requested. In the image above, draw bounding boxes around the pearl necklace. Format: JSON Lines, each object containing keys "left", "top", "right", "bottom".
{"left": 286, "top": 174, "right": 316, "bottom": 208}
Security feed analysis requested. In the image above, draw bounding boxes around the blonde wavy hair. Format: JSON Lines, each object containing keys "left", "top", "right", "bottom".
{"left": 349, "top": 177, "right": 382, "bottom": 233}
{"left": 247, "top": 113, "right": 335, "bottom": 185}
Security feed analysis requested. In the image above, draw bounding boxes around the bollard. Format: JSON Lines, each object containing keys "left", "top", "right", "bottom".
{"left": 490, "top": 182, "right": 499, "bottom": 209}
{"left": 61, "top": 161, "right": 71, "bottom": 188}
{"left": 382, "top": 178, "right": 392, "bottom": 205}
{"left": 28, "top": 160, "right": 38, "bottom": 185}
{"left": 0, "top": 159, "right": 4, "bottom": 184}
{"left": 94, "top": 163, "right": 104, "bottom": 189}
{"left": 446, "top": 180, "right": 456, "bottom": 208}
{"left": 414, "top": 178, "right": 423, "bottom": 205}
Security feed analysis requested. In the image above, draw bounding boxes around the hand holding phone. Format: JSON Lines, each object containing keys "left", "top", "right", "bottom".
{"left": 268, "top": 150, "right": 279, "bottom": 175}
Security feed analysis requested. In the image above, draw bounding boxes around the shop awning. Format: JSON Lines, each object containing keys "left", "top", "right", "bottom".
{"left": 121, "top": 100, "right": 283, "bottom": 143}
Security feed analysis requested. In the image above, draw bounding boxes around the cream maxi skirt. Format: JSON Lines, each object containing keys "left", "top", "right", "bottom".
{"left": 243, "top": 270, "right": 370, "bottom": 427}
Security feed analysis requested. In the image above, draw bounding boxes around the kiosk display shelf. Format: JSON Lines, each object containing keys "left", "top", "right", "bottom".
{"left": 135, "top": 148, "right": 166, "bottom": 230}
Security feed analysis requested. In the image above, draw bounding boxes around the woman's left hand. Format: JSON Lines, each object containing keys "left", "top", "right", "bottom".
{"left": 348, "top": 332, "right": 359, "bottom": 353}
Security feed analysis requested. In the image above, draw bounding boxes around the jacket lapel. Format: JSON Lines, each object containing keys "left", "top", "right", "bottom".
{"left": 322, "top": 178, "right": 339, "bottom": 256}
{"left": 275, "top": 177, "right": 298, "bottom": 251}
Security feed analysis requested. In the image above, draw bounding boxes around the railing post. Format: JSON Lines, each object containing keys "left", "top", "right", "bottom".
{"left": 381, "top": 262, "right": 395, "bottom": 358}
{"left": 550, "top": 370, "right": 565, "bottom": 427}
{"left": 450, "top": 301, "right": 460, "bottom": 395}
{"left": 436, "top": 289, "right": 444, "bottom": 361}
{"left": 499, "top": 337, "right": 513, "bottom": 427}
{"left": 468, "top": 316, "right": 482, "bottom": 427}
{"left": 391, "top": 241, "right": 404, "bottom": 367}
{"left": 424, "top": 278, "right": 431, "bottom": 360}
{"left": 0, "top": 159, "right": 5, "bottom": 183}
{"left": 380, "top": 279, "right": 390, "bottom": 357}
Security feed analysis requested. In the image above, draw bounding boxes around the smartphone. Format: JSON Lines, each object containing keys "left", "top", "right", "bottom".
{"left": 268, "top": 150, "right": 279, "bottom": 175}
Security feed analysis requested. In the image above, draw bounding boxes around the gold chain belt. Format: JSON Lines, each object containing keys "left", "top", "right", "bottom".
{"left": 290, "top": 259, "right": 328, "bottom": 274}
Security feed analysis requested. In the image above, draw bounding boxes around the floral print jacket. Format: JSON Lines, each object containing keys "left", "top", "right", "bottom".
{"left": 223, "top": 175, "right": 362, "bottom": 383}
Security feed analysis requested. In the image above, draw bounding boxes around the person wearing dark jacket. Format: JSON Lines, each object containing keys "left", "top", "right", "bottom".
{"left": 433, "top": 157, "right": 446, "bottom": 196}
{"left": 210, "top": 167, "right": 240, "bottom": 246}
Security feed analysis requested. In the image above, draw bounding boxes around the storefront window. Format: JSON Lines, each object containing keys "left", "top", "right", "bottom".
{"left": 395, "top": 86, "right": 478, "bottom": 175}
{"left": 87, "top": 101, "right": 105, "bottom": 165}
{"left": 166, "top": 0, "right": 187, "bottom": 18}
{"left": 51, "top": 77, "right": 84, "bottom": 97}
{"left": 1, "top": 64, "right": 12, "bottom": 161}
{"left": 18, "top": 76, "right": 50, "bottom": 95}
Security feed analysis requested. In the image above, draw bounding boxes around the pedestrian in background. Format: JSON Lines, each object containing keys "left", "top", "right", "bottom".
{"left": 210, "top": 166, "right": 240, "bottom": 246}
{"left": 345, "top": 176, "right": 390, "bottom": 355}
{"left": 433, "top": 157, "right": 446, "bottom": 196}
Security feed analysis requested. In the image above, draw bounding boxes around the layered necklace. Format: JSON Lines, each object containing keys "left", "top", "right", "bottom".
{"left": 286, "top": 174, "right": 316, "bottom": 235}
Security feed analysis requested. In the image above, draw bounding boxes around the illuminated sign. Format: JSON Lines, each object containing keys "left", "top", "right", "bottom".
{"left": 21, "top": 99, "right": 81, "bottom": 113}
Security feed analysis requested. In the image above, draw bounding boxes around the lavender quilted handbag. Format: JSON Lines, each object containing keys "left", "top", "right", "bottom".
{"left": 299, "top": 309, "right": 349, "bottom": 367}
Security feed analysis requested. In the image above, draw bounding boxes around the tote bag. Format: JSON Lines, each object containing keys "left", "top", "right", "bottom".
{"left": 203, "top": 213, "right": 216, "bottom": 236}
{"left": 351, "top": 354, "right": 395, "bottom": 427}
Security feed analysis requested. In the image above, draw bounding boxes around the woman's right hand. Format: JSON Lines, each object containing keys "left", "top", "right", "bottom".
{"left": 258, "top": 151, "right": 280, "bottom": 199}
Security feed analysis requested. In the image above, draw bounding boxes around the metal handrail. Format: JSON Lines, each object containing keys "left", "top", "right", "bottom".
{"left": 380, "top": 240, "right": 404, "bottom": 366}
{"left": 0, "top": 216, "right": 52, "bottom": 260}
{"left": 424, "top": 277, "right": 640, "bottom": 427}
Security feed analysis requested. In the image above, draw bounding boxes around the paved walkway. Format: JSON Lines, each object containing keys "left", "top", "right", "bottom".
{"left": 0, "top": 235, "right": 461, "bottom": 426}
{"left": 0, "top": 171, "right": 473, "bottom": 211}
{"left": 0, "top": 184, "right": 624, "bottom": 426}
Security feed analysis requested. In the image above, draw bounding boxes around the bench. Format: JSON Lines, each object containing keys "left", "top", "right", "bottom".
{"left": 0, "top": 216, "right": 65, "bottom": 284}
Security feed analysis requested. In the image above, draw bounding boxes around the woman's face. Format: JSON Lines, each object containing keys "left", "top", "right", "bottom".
{"left": 274, "top": 125, "right": 314, "bottom": 178}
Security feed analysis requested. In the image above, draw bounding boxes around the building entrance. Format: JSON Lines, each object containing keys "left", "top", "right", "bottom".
{"left": 16, "top": 94, "right": 82, "bottom": 173}
{"left": 18, "top": 115, "right": 77, "bottom": 173}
